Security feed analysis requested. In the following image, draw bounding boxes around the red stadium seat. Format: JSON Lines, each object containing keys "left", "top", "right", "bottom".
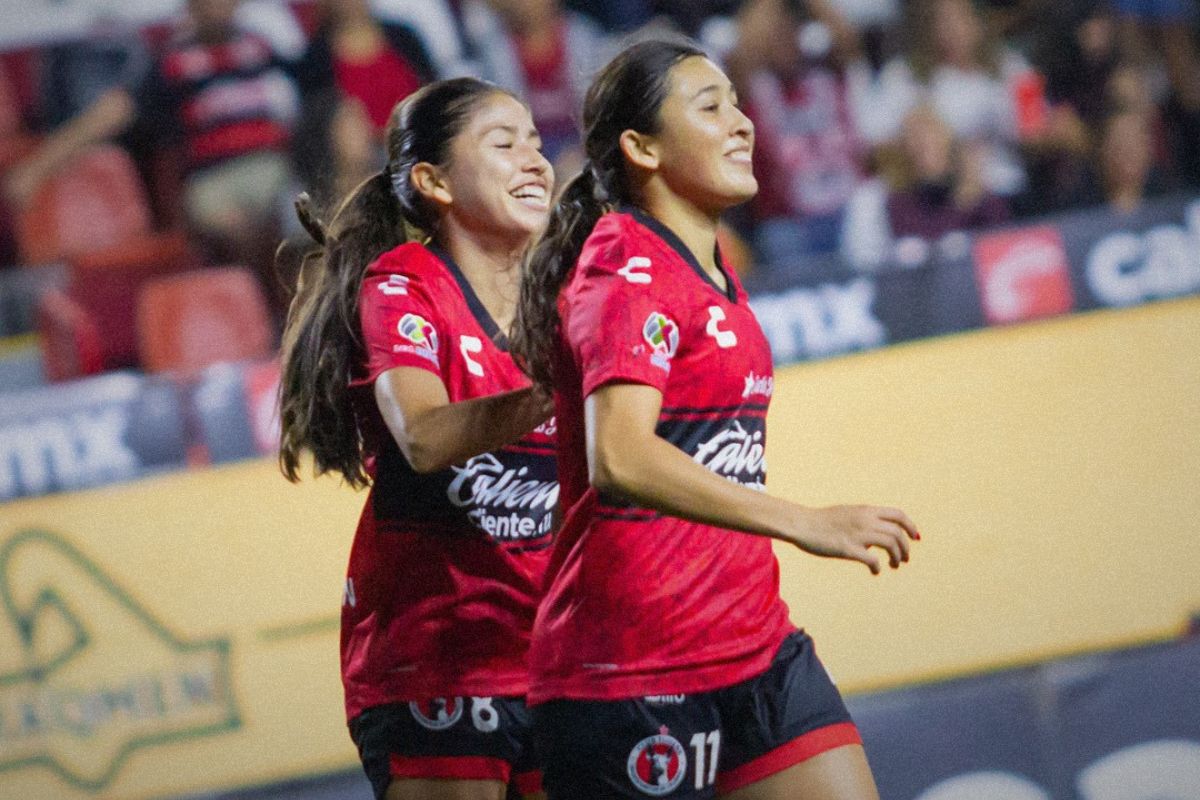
{"left": 67, "top": 231, "right": 197, "bottom": 370}
{"left": 136, "top": 267, "right": 274, "bottom": 374}
{"left": 16, "top": 144, "right": 155, "bottom": 265}
{"left": 36, "top": 288, "right": 105, "bottom": 382}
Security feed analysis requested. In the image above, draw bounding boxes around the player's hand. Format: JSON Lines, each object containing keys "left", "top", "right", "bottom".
{"left": 789, "top": 505, "right": 920, "bottom": 574}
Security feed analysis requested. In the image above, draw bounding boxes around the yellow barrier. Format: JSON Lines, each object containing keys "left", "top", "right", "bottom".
{"left": 1, "top": 296, "right": 1197, "bottom": 798}
{"left": 1, "top": 462, "right": 364, "bottom": 799}
{"left": 767, "top": 295, "right": 1200, "bottom": 692}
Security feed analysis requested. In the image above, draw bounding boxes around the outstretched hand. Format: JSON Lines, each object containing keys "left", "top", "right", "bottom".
{"left": 790, "top": 505, "right": 920, "bottom": 574}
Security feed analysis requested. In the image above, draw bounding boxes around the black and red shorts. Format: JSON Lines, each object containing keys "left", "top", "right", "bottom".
{"left": 533, "top": 630, "right": 860, "bottom": 798}
{"left": 350, "top": 695, "right": 541, "bottom": 799}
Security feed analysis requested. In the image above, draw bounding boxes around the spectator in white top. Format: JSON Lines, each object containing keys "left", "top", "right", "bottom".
{"left": 848, "top": 0, "right": 1039, "bottom": 197}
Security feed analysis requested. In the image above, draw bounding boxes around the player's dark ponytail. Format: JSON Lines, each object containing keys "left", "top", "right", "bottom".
{"left": 512, "top": 38, "right": 706, "bottom": 391}
{"left": 279, "top": 78, "right": 511, "bottom": 487}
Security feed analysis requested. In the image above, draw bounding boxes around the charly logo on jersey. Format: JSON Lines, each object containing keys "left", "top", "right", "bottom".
{"left": 742, "top": 371, "right": 774, "bottom": 400}
{"left": 706, "top": 306, "right": 738, "bottom": 348}
{"left": 692, "top": 420, "right": 766, "bottom": 491}
{"left": 396, "top": 313, "right": 439, "bottom": 354}
{"left": 378, "top": 274, "right": 410, "bottom": 296}
{"left": 642, "top": 312, "right": 680, "bottom": 372}
{"left": 459, "top": 335, "right": 484, "bottom": 377}
{"left": 627, "top": 727, "right": 687, "bottom": 796}
{"left": 408, "top": 697, "right": 463, "bottom": 731}
{"left": 618, "top": 256, "right": 653, "bottom": 284}
{"left": 447, "top": 453, "right": 558, "bottom": 543}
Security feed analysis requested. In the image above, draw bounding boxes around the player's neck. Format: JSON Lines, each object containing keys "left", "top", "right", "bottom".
{"left": 441, "top": 226, "right": 524, "bottom": 330}
{"left": 639, "top": 187, "right": 722, "bottom": 277}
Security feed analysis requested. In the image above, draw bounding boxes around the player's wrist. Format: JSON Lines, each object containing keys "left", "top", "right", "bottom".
{"left": 755, "top": 494, "right": 806, "bottom": 544}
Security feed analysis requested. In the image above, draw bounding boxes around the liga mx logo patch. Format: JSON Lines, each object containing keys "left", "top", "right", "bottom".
{"left": 397, "top": 313, "right": 439, "bottom": 353}
{"left": 627, "top": 727, "right": 687, "bottom": 795}
{"left": 408, "top": 697, "right": 463, "bottom": 731}
{"left": 642, "top": 312, "right": 679, "bottom": 372}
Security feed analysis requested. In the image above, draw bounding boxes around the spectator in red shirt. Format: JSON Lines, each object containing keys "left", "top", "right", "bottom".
{"left": 294, "top": 0, "right": 437, "bottom": 203}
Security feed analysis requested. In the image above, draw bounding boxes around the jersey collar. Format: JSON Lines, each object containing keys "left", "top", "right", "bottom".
{"left": 427, "top": 243, "right": 510, "bottom": 351}
{"left": 625, "top": 206, "right": 737, "bottom": 303}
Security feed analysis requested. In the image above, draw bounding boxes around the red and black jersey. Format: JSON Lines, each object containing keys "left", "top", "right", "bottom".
{"left": 528, "top": 209, "right": 795, "bottom": 704}
{"left": 342, "top": 242, "right": 557, "bottom": 721}
{"left": 140, "top": 31, "right": 298, "bottom": 172}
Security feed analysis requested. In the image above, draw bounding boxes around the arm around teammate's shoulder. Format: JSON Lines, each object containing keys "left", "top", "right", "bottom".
{"left": 375, "top": 367, "right": 553, "bottom": 474}
{"left": 586, "top": 382, "right": 920, "bottom": 574}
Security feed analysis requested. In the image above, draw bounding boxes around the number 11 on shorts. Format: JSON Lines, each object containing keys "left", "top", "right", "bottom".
{"left": 690, "top": 730, "right": 720, "bottom": 789}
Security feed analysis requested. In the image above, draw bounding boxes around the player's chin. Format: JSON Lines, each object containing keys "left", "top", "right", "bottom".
{"left": 504, "top": 198, "right": 551, "bottom": 231}
{"left": 711, "top": 176, "right": 759, "bottom": 210}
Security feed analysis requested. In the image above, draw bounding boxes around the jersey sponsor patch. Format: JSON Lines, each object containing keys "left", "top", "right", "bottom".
{"left": 447, "top": 453, "right": 559, "bottom": 544}
{"left": 666, "top": 417, "right": 766, "bottom": 492}
{"left": 397, "top": 313, "right": 439, "bottom": 352}
{"left": 642, "top": 312, "right": 680, "bottom": 372}
{"left": 627, "top": 728, "right": 687, "bottom": 796}
{"left": 742, "top": 371, "right": 774, "bottom": 400}
{"left": 392, "top": 313, "right": 440, "bottom": 364}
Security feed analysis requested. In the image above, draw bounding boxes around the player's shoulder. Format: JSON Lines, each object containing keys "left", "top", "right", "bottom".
{"left": 365, "top": 241, "right": 454, "bottom": 294}
{"left": 580, "top": 211, "right": 652, "bottom": 269}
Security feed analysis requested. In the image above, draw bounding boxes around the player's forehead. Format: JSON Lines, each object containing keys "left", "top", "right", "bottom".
{"left": 665, "top": 56, "right": 734, "bottom": 103}
{"left": 461, "top": 92, "right": 536, "bottom": 139}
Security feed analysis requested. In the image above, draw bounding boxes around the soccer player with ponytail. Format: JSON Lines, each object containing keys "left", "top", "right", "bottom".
{"left": 279, "top": 78, "right": 556, "bottom": 800}
{"left": 513, "top": 40, "right": 920, "bottom": 799}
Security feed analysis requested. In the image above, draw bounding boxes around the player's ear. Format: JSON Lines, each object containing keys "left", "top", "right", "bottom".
{"left": 410, "top": 162, "right": 453, "bottom": 208}
{"left": 620, "top": 130, "right": 660, "bottom": 172}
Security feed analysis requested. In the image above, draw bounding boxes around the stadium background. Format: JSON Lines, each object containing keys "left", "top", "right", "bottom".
{"left": 1, "top": 1, "right": 1198, "bottom": 798}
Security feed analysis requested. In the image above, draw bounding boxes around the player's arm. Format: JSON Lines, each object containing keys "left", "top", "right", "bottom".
{"left": 586, "top": 382, "right": 919, "bottom": 574}
{"left": 375, "top": 367, "right": 552, "bottom": 474}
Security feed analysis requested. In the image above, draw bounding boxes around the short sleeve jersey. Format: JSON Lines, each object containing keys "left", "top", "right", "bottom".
{"left": 528, "top": 210, "right": 794, "bottom": 704}
{"left": 341, "top": 242, "right": 557, "bottom": 721}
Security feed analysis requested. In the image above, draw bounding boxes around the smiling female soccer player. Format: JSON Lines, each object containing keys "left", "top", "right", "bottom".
{"left": 279, "top": 78, "right": 556, "bottom": 800}
{"left": 513, "top": 40, "right": 920, "bottom": 799}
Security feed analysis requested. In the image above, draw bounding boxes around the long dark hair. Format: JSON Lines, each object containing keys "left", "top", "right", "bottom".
{"left": 511, "top": 39, "right": 705, "bottom": 391}
{"left": 279, "top": 77, "right": 509, "bottom": 487}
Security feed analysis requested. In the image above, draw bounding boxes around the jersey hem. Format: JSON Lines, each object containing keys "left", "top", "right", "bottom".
{"left": 345, "top": 679, "right": 531, "bottom": 722}
{"left": 526, "top": 625, "right": 794, "bottom": 706}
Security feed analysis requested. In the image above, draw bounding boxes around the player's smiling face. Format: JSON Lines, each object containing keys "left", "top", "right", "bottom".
{"left": 651, "top": 56, "right": 757, "bottom": 213}
{"left": 440, "top": 92, "right": 554, "bottom": 243}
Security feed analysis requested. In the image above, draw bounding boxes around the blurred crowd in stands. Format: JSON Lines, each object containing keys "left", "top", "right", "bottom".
{"left": 0, "top": 0, "right": 1197, "bottom": 382}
